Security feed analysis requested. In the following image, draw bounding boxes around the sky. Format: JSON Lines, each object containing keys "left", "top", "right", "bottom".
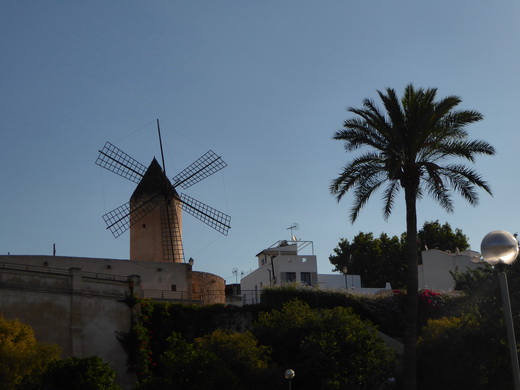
{"left": 1, "top": 1, "right": 520, "bottom": 283}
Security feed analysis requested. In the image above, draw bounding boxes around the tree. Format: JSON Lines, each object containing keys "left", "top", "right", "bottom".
{"left": 330, "top": 84, "right": 495, "bottom": 390}
{"left": 138, "top": 330, "right": 274, "bottom": 390}
{"left": 253, "top": 300, "right": 394, "bottom": 390}
{"left": 195, "top": 330, "right": 274, "bottom": 390}
{"left": 418, "top": 220, "right": 469, "bottom": 252}
{"left": 417, "top": 313, "right": 513, "bottom": 389}
{"left": 329, "top": 221, "right": 470, "bottom": 289}
{"left": 329, "top": 232, "right": 405, "bottom": 288}
{"left": 151, "top": 332, "right": 235, "bottom": 390}
{"left": 34, "top": 356, "right": 122, "bottom": 390}
{"left": 0, "top": 315, "right": 61, "bottom": 390}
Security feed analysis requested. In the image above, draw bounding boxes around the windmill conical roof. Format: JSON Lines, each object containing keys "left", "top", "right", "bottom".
{"left": 131, "top": 158, "right": 178, "bottom": 200}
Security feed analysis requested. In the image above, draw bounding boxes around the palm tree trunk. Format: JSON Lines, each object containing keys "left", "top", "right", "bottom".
{"left": 403, "top": 186, "right": 419, "bottom": 390}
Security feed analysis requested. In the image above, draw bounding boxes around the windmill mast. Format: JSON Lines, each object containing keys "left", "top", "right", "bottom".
{"left": 157, "top": 119, "right": 177, "bottom": 262}
{"left": 96, "top": 125, "right": 230, "bottom": 264}
{"left": 157, "top": 119, "right": 167, "bottom": 176}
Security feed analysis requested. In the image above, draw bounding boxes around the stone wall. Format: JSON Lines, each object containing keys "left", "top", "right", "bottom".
{"left": 192, "top": 271, "right": 226, "bottom": 305}
{"left": 0, "top": 262, "right": 136, "bottom": 389}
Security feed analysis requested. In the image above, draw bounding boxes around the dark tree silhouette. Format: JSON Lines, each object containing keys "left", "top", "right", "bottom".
{"left": 331, "top": 84, "right": 495, "bottom": 390}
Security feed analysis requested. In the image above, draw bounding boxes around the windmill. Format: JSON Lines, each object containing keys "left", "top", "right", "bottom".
{"left": 95, "top": 120, "right": 231, "bottom": 263}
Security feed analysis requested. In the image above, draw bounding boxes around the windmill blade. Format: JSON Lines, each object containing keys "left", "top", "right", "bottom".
{"left": 96, "top": 142, "right": 148, "bottom": 183}
{"left": 172, "top": 150, "right": 227, "bottom": 190}
{"left": 180, "top": 193, "right": 231, "bottom": 236}
{"left": 160, "top": 202, "right": 185, "bottom": 262}
{"left": 102, "top": 193, "right": 163, "bottom": 238}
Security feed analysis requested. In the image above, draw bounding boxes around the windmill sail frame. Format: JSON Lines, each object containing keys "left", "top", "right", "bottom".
{"left": 95, "top": 127, "right": 231, "bottom": 263}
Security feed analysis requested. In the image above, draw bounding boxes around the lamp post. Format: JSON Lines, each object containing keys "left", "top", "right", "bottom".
{"left": 481, "top": 230, "right": 520, "bottom": 390}
{"left": 284, "top": 369, "right": 295, "bottom": 390}
{"left": 342, "top": 266, "right": 348, "bottom": 289}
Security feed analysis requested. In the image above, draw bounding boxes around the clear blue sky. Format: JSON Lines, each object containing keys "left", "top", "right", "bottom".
{"left": 1, "top": 1, "right": 519, "bottom": 283}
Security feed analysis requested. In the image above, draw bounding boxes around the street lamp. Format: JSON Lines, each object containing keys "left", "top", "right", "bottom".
{"left": 481, "top": 230, "right": 520, "bottom": 390}
{"left": 342, "top": 266, "right": 348, "bottom": 289}
{"left": 284, "top": 369, "right": 295, "bottom": 390}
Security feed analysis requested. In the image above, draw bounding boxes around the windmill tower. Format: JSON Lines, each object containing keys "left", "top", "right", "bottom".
{"left": 129, "top": 158, "right": 183, "bottom": 262}
{"left": 95, "top": 121, "right": 231, "bottom": 263}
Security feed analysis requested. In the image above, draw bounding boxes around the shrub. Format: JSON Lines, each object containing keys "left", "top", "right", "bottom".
{"left": 35, "top": 356, "right": 122, "bottom": 390}
{"left": 418, "top": 315, "right": 512, "bottom": 389}
{"left": 0, "top": 315, "right": 61, "bottom": 390}
{"left": 253, "top": 300, "right": 395, "bottom": 390}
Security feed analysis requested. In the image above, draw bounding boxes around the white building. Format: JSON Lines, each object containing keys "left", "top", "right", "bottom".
{"left": 418, "top": 249, "right": 483, "bottom": 290}
{"left": 240, "top": 239, "right": 391, "bottom": 304}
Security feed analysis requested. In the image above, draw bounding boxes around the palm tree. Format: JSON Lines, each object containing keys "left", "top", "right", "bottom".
{"left": 330, "top": 84, "right": 495, "bottom": 390}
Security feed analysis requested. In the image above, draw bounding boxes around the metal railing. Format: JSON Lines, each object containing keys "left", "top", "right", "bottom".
{"left": 0, "top": 262, "right": 128, "bottom": 282}
{"left": 140, "top": 289, "right": 228, "bottom": 304}
{"left": 141, "top": 289, "right": 199, "bottom": 301}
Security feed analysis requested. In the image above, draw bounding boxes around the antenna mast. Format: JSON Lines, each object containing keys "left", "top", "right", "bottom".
{"left": 287, "top": 223, "right": 299, "bottom": 241}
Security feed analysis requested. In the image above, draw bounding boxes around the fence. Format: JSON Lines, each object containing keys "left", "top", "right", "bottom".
{"left": 140, "top": 289, "right": 227, "bottom": 305}
{"left": 0, "top": 261, "right": 129, "bottom": 282}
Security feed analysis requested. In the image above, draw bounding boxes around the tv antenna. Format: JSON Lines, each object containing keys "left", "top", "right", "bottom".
{"left": 95, "top": 119, "right": 231, "bottom": 262}
{"left": 287, "top": 223, "right": 299, "bottom": 241}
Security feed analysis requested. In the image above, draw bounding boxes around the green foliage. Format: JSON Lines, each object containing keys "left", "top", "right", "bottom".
{"left": 261, "top": 284, "right": 464, "bottom": 338}
{"left": 329, "top": 221, "right": 471, "bottom": 289}
{"left": 118, "top": 300, "right": 265, "bottom": 382}
{"left": 157, "top": 332, "right": 232, "bottom": 390}
{"left": 417, "top": 261, "right": 520, "bottom": 389}
{"left": 33, "top": 356, "right": 121, "bottom": 390}
{"left": 418, "top": 315, "right": 511, "bottom": 389}
{"left": 253, "top": 300, "right": 395, "bottom": 390}
{"left": 451, "top": 265, "right": 499, "bottom": 318}
{"left": 418, "top": 220, "right": 469, "bottom": 252}
{"left": 137, "top": 330, "right": 273, "bottom": 390}
{"left": 195, "top": 329, "right": 271, "bottom": 376}
{"left": 0, "top": 315, "right": 61, "bottom": 390}
{"left": 122, "top": 299, "right": 397, "bottom": 390}
{"left": 452, "top": 265, "right": 494, "bottom": 293}
{"left": 329, "top": 232, "right": 405, "bottom": 288}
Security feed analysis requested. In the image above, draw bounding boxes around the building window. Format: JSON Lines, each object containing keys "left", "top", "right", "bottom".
{"left": 301, "top": 272, "right": 312, "bottom": 286}
{"left": 171, "top": 285, "right": 177, "bottom": 291}
{"left": 282, "top": 272, "right": 296, "bottom": 283}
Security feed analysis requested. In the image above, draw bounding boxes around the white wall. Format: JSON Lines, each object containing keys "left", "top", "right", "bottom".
{"left": 418, "top": 249, "right": 482, "bottom": 290}
{"left": 317, "top": 274, "right": 362, "bottom": 289}
{"left": 240, "top": 241, "right": 394, "bottom": 303}
{"left": 241, "top": 254, "right": 319, "bottom": 304}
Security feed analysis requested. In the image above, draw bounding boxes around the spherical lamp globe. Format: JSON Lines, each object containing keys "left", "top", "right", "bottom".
{"left": 481, "top": 230, "right": 519, "bottom": 266}
{"left": 284, "top": 369, "right": 295, "bottom": 380}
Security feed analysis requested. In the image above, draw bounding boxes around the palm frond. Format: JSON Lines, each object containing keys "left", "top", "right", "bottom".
{"left": 382, "top": 180, "right": 400, "bottom": 220}
{"left": 422, "top": 165, "right": 454, "bottom": 213}
{"left": 330, "top": 152, "right": 385, "bottom": 201}
{"left": 440, "top": 164, "right": 492, "bottom": 198}
{"left": 334, "top": 123, "right": 388, "bottom": 152}
{"left": 332, "top": 83, "right": 493, "bottom": 223}
{"left": 350, "top": 174, "right": 387, "bottom": 222}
